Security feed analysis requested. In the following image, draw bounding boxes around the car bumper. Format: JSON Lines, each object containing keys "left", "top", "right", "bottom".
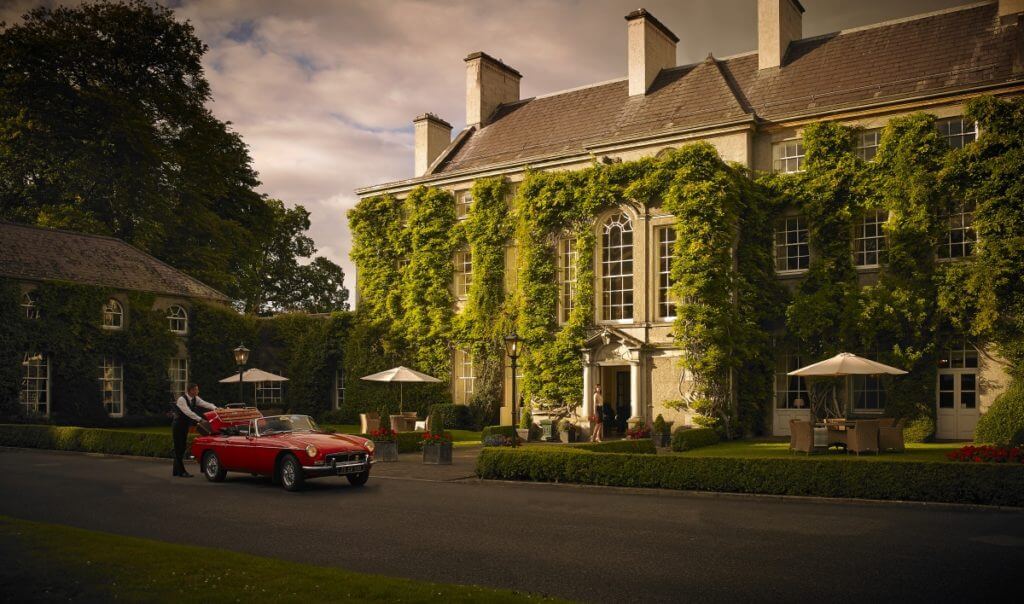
{"left": 302, "top": 459, "right": 373, "bottom": 477}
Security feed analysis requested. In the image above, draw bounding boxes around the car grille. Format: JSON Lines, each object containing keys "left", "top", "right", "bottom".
{"left": 326, "top": 452, "right": 366, "bottom": 464}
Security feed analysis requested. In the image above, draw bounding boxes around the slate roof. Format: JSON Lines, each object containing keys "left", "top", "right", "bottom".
{"left": 434, "top": 2, "right": 1023, "bottom": 175}
{"left": 0, "top": 221, "right": 230, "bottom": 302}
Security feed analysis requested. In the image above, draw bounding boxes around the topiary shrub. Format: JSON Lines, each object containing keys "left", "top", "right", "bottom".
{"left": 975, "top": 380, "right": 1024, "bottom": 446}
{"left": 904, "top": 414, "right": 936, "bottom": 443}
{"left": 519, "top": 407, "right": 532, "bottom": 430}
{"left": 671, "top": 427, "right": 720, "bottom": 452}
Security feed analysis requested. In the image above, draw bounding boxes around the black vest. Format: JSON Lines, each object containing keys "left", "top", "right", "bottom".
{"left": 174, "top": 395, "right": 201, "bottom": 425}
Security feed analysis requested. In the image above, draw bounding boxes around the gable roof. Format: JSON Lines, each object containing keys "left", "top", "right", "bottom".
{"left": 0, "top": 221, "right": 231, "bottom": 302}
{"left": 429, "top": 2, "right": 1022, "bottom": 176}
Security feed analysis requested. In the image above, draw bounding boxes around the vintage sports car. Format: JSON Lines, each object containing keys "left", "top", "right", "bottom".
{"left": 190, "top": 409, "right": 375, "bottom": 491}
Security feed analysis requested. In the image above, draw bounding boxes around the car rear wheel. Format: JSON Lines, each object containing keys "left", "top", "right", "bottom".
{"left": 279, "top": 454, "right": 304, "bottom": 492}
{"left": 346, "top": 470, "right": 369, "bottom": 487}
{"left": 202, "top": 451, "right": 226, "bottom": 482}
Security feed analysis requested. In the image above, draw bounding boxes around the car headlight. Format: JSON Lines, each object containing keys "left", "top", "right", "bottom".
{"left": 364, "top": 439, "right": 375, "bottom": 453}
{"left": 305, "top": 444, "right": 318, "bottom": 458}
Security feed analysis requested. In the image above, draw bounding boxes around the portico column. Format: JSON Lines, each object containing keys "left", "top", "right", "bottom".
{"left": 629, "top": 357, "right": 642, "bottom": 422}
{"left": 581, "top": 350, "right": 594, "bottom": 425}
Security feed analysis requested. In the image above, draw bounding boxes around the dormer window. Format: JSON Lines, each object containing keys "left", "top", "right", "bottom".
{"left": 102, "top": 299, "right": 124, "bottom": 329}
{"left": 167, "top": 305, "right": 188, "bottom": 334}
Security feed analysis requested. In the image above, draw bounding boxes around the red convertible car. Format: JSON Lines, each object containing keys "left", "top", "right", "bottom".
{"left": 190, "top": 409, "right": 374, "bottom": 491}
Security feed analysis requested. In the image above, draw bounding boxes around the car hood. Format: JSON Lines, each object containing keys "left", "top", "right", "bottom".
{"left": 271, "top": 432, "right": 371, "bottom": 451}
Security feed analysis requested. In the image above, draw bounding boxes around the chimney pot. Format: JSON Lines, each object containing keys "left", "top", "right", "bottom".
{"left": 758, "top": 0, "right": 804, "bottom": 70}
{"left": 413, "top": 113, "right": 452, "bottom": 177}
{"left": 465, "top": 52, "right": 521, "bottom": 127}
{"left": 626, "top": 8, "right": 678, "bottom": 96}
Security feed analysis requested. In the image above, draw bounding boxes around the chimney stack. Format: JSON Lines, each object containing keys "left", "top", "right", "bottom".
{"left": 413, "top": 113, "right": 451, "bottom": 177}
{"left": 464, "top": 52, "right": 521, "bottom": 127}
{"left": 625, "top": 9, "right": 678, "bottom": 96}
{"left": 758, "top": 0, "right": 804, "bottom": 70}
{"left": 1000, "top": 0, "right": 1024, "bottom": 25}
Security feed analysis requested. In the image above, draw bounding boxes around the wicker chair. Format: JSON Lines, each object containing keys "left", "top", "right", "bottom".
{"left": 878, "top": 417, "right": 906, "bottom": 452}
{"left": 846, "top": 420, "right": 880, "bottom": 455}
{"left": 789, "top": 419, "right": 814, "bottom": 455}
{"left": 359, "top": 411, "right": 380, "bottom": 434}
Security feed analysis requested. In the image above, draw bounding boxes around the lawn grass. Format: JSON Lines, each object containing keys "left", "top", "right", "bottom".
{"left": 0, "top": 515, "right": 564, "bottom": 603}
{"left": 669, "top": 439, "right": 960, "bottom": 463}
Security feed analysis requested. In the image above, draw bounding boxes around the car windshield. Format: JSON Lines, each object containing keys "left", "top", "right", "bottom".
{"left": 255, "top": 415, "right": 319, "bottom": 436}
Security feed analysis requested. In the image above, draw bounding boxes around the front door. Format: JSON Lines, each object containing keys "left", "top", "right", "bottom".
{"left": 614, "top": 370, "right": 630, "bottom": 433}
{"left": 936, "top": 370, "right": 979, "bottom": 440}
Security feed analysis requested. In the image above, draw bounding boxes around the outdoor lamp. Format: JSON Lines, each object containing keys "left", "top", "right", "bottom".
{"left": 504, "top": 332, "right": 520, "bottom": 359}
{"left": 233, "top": 344, "right": 250, "bottom": 366}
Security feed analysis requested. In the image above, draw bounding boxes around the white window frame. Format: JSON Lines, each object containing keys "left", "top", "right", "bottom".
{"left": 657, "top": 225, "right": 676, "bottom": 321}
{"left": 168, "top": 358, "right": 189, "bottom": 401}
{"left": 937, "top": 200, "right": 976, "bottom": 261}
{"left": 851, "top": 374, "right": 887, "bottom": 413}
{"left": 457, "top": 349, "right": 475, "bottom": 403}
{"left": 775, "top": 353, "right": 809, "bottom": 410}
{"left": 99, "top": 357, "right": 124, "bottom": 418}
{"left": 334, "top": 367, "right": 345, "bottom": 410}
{"left": 856, "top": 129, "right": 881, "bottom": 161}
{"left": 102, "top": 298, "right": 124, "bottom": 330}
{"left": 774, "top": 215, "right": 809, "bottom": 273}
{"left": 455, "top": 190, "right": 472, "bottom": 219}
{"left": 167, "top": 305, "right": 188, "bottom": 334}
{"left": 601, "top": 212, "right": 634, "bottom": 322}
{"left": 772, "top": 140, "right": 805, "bottom": 173}
{"left": 557, "top": 236, "right": 577, "bottom": 324}
{"left": 938, "top": 337, "right": 979, "bottom": 370}
{"left": 20, "top": 353, "right": 49, "bottom": 417}
{"left": 853, "top": 210, "right": 888, "bottom": 268}
{"left": 254, "top": 381, "right": 282, "bottom": 408}
{"left": 454, "top": 248, "right": 472, "bottom": 299}
{"left": 22, "top": 291, "right": 39, "bottom": 320}
{"left": 936, "top": 117, "right": 978, "bottom": 149}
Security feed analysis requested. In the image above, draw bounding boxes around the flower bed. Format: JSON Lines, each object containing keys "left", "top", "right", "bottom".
{"left": 476, "top": 448, "right": 1024, "bottom": 507}
{"left": 946, "top": 445, "right": 1024, "bottom": 464}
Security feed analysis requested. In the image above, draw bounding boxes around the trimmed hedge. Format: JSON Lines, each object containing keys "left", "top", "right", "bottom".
{"left": 975, "top": 380, "right": 1024, "bottom": 446}
{"left": 481, "top": 425, "right": 517, "bottom": 443}
{"left": 671, "top": 428, "right": 720, "bottom": 451}
{"left": 0, "top": 424, "right": 181, "bottom": 458}
{"left": 574, "top": 439, "right": 656, "bottom": 454}
{"left": 429, "top": 404, "right": 471, "bottom": 430}
{"left": 475, "top": 448, "right": 1024, "bottom": 507}
{"left": 357, "top": 431, "right": 425, "bottom": 454}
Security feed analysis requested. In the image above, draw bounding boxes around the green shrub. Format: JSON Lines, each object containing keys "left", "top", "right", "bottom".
{"left": 671, "top": 427, "right": 720, "bottom": 451}
{"left": 653, "top": 414, "right": 667, "bottom": 434}
{"left": 574, "top": 439, "right": 656, "bottom": 454}
{"left": 429, "top": 403, "right": 470, "bottom": 430}
{"left": 481, "top": 425, "right": 517, "bottom": 443}
{"left": 475, "top": 448, "right": 1024, "bottom": 507}
{"left": 975, "top": 381, "right": 1024, "bottom": 445}
{"left": 904, "top": 414, "right": 935, "bottom": 443}
{"left": 357, "top": 430, "right": 425, "bottom": 454}
{"left": 519, "top": 407, "right": 532, "bottom": 430}
{"left": 0, "top": 424, "right": 180, "bottom": 458}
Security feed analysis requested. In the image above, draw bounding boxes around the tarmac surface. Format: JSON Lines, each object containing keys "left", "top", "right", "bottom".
{"left": 1, "top": 446, "right": 1022, "bottom": 603}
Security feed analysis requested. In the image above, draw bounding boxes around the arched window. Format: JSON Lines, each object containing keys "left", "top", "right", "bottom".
{"left": 102, "top": 299, "right": 124, "bottom": 329}
{"left": 601, "top": 212, "right": 634, "bottom": 321}
{"left": 21, "top": 291, "right": 39, "bottom": 320}
{"left": 167, "top": 305, "right": 188, "bottom": 334}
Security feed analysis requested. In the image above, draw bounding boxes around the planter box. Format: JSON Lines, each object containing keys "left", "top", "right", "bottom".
{"left": 422, "top": 442, "right": 453, "bottom": 465}
{"left": 374, "top": 441, "right": 399, "bottom": 462}
{"left": 559, "top": 429, "right": 578, "bottom": 444}
{"left": 652, "top": 434, "right": 670, "bottom": 448}
{"left": 516, "top": 428, "right": 530, "bottom": 442}
{"left": 540, "top": 421, "right": 558, "bottom": 442}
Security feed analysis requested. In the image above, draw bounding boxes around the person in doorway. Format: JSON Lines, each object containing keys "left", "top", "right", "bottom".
{"left": 172, "top": 383, "right": 218, "bottom": 477}
{"left": 589, "top": 385, "right": 604, "bottom": 442}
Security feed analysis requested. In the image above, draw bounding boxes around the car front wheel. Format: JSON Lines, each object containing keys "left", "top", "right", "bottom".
{"left": 202, "top": 451, "right": 226, "bottom": 482}
{"left": 346, "top": 470, "right": 369, "bottom": 487}
{"left": 279, "top": 454, "right": 305, "bottom": 492}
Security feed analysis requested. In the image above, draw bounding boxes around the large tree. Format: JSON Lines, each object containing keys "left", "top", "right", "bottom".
{"left": 0, "top": 0, "right": 347, "bottom": 312}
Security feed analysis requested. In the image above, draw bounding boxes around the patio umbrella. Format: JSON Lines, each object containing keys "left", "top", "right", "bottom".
{"left": 788, "top": 353, "right": 907, "bottom": 419}
{"left": 360, "top": 366, "right": 441, "bottom": 412}
{"left": 218, "top": 368, "right": 290, "bottom": 383}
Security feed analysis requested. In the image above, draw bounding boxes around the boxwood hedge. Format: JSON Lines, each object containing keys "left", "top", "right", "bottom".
{"left": 573, "top": 439, "right": 656, "bottom": 454}
{"left": 475, "top": 448, "right": 1024, "bottom": 507}
{"left": 0, "top": 424, "right": 181, "bottom": 458}
{"left": 671, "top": 428, "right": 720, "bottom": 452}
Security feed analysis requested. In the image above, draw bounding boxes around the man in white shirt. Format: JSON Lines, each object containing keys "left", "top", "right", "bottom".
{"left": 172, "top": 383, "right": 218, "bottom": 477}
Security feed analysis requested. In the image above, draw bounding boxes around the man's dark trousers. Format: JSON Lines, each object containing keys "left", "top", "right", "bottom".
{"left": 171, "top": 417, "right": 191, "bottom": 476}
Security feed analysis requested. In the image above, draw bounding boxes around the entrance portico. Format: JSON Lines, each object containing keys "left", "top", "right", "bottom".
{"left": 581, "top": 328, "right": 646, "bottom": 428}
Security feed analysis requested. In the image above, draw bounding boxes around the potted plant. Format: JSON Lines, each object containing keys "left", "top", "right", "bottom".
{"left": 370, "top": 427, "right": 399, "bottom": 462}
{"left": 652, "top": 414, "right": 674, "bottom": 447}
{"left": 558, "top": 418, "right": 578, "bottom": 443}
{"left": 422, "top": 410, "right": 453, "bottom": 465}
{"left": 516, "top": 407, "right": 532, "bottom": 443}
{"left": 539, "top": 418, "right": 558, "bottom": 441}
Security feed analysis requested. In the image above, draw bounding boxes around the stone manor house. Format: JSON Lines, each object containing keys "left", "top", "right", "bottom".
{"left": 355, "top": 1, "right": 1024, "bottom": 438}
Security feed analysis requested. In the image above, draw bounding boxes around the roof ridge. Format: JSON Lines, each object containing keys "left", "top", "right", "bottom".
{"left": 0, "top": 218, "right": 128, "bottom": 245}
{"left": 531, "top": 77, "right": 627, "bottom": 101}
{"left": 804, "top": 1, "right": 994, "bottom": 43}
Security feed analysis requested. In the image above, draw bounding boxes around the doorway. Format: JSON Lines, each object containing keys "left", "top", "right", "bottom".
{"left": 598, "top": 366, "right": 631, "bottom": 436}
{"left": 936, "top": 370, "right": 979, "bottom": 440}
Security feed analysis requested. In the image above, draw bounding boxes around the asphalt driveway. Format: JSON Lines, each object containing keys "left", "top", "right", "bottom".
{"left": 1, "top": 447, "right": 1021, "bottom": 603}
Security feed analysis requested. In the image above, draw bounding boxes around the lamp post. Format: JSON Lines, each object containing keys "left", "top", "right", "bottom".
{"left": 233, "top": 343, "right": 250, "bottom": 406}
{"left": 504, "top": 332, "right": 521, "bottom": 429}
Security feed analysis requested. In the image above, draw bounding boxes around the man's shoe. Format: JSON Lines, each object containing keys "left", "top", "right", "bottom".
{"left": 179, "top": 472, "right": 194, "bottom": 478}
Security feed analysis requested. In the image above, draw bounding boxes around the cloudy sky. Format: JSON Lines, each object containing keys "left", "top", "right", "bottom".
{"left": 3, "top": 0, "right": 973, "bottom": 290}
